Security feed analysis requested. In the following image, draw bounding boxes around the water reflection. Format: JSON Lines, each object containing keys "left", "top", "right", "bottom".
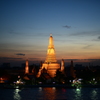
{"left": 14, "top": 88, "right": 21, "bottom": 100}
{"left": 39, "top": 87, "right": 42, "bottom": 91}
{"left": 74, "top": 88, "right": 82, "bottom": 100}
{"left": 91, "top": 88, "right": 98, "bottom": 100}
{"left": 1, "top": 87, "right": 100, "bottom": 100}
{"left": 62, "top": 88, "right": 66, "bottom": 92}
{"left": 52, "top": 87, "right": 56, "bottom": 90}
{"left": 42, "top": 87, "right": 56, "bottom": 100}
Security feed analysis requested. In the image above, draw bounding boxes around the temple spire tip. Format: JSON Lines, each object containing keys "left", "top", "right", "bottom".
{"left": 50, "top": 33, "right": 52, "bottom": 37}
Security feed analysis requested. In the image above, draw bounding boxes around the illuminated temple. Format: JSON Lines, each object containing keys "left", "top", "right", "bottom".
{"left": 25, "top": 60, "right": 29, "bottom": 74}
{"left": 37, "top": 34, "right": 64, "bottom": 77}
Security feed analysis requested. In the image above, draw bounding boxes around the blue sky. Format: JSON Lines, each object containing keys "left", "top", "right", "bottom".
{"left": 0, "top": 0, "right": 100, "bottom": 66}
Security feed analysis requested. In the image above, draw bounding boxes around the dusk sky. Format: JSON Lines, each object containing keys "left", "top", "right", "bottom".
{"left": 0, "top": 0, "right": 100, "bottom": 66}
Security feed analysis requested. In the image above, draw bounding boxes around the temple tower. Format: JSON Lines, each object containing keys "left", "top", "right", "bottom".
{"left": 70, "top": 60, "right": 76, "bottom": 78}
{"left": 37, "top": 34, "right": 60, "bottom": 77}
{"left": 61, "top": 59, "right": 65, "bottom": 72}
{"left": 45, "top": 34, "right": 57, "bottom": 63}
{"left": 25, "top": 60, "right": 29, "bottom": 74}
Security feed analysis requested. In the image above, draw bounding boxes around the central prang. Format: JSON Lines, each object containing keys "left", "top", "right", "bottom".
{"left": 37, "top": 34, "right": 64, "bottom": 78}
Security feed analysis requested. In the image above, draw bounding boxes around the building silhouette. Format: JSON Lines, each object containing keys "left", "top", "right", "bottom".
{"left": 70, "top": 60, "right": 76, "bottom": 78}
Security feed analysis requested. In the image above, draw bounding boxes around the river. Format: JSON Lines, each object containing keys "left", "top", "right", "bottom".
{"left": 0, "top": 87, "right": 100, "bottom": 100}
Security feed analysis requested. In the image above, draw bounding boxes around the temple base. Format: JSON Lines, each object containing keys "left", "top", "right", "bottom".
{"left": 42, "top": 63, "right": 60, "bottom": 77}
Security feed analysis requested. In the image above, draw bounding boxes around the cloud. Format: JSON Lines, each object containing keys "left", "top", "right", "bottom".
{"left": 83, "top": 45, "right": 92, "bottom": 49}
{"left": 70, "top": 31, "right": 100, "bottom": 37}
{"left": 98, "top": 36, "right": 100, "bottom": 40}
{"left": 16, "top": 53, "right": 25, "bottom": 56}
{"left": 0, "top": 57, "right": 22, "bottom": 60}
{"left": 29, "top": 58, "right": 39, "bottom": 60}
{"left": 63, "top": 25, "right": 71, "bottom": 28}
{"left": 92, "top": 36, "right": 100, "bottom": 41}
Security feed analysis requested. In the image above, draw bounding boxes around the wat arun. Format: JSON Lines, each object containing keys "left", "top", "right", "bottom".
{"left": 37, "top": 34, "right": 64, "bottom": 77}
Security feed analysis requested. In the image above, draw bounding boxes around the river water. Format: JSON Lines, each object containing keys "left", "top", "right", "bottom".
{"left": 0, "top": 87, "right": 100, "bottom": 100}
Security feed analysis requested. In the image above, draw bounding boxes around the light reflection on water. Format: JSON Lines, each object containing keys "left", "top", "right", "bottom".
{"left": 39, "top": 87, "right": 42, "bottom": 91}
{"left": 14, "top": 88, "right": 21, "bottom": 100}
{"left": 42, "top": 87, "right": 56, "bottom": 100}
{"left": 74, "top": 88, "right": 82, "bottom": 100}
{"left": 90, "top": 88, "right": 98, "bottom": 100}
{"left": 0, "top": 87, "right": 100, "bottom": 100}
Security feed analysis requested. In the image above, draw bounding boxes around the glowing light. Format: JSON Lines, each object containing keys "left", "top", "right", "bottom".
{"left": 75, "top": 87, "right": 81, "bottom": 100}
{"left": 14, "top": 89, "right": 21, "bottom": 100}
{"left": 53, "top": 82, "right": 55, "bottom": 84}
{"left": 37, "top": 35, "right": 61, "bottom": 77}
{"left": 39, "top": 87, "right": 42, "bottom": 91}
{"left": 93, "top": 78, "right": 95, "bottom": 81}
{"left": 69, "top": 80, "right": 71, "bottom": 82}
{"left": 18, "top": 76, "right": 20, "bottom": 78}
{"left": 25, "top": 60, "right": 29, "bottom": 74}
{"left": 14, "top": 79, "right": 24, "bottom": 85}
{"left": 0, "top": 77, "right": 4, "bottom": 83}
{"left": 72, "top": 79, "right": 81, "bottom": 84}
{"left": 39, "top": 82, "right": 42, "bottom": 84}
{"left": 16, "top": 86, "right": 19, "bottom": 89}
{"left": 76, "top": 88, "right": 80, "bottom": 92}
{"left": 62, "top": 81, "right": 65, "bottom": 84}
{"left": 52, "top": 87, "right": 56, "bottom": 90}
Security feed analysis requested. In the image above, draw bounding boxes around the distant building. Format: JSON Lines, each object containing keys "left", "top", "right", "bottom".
{"left": 25, "top": 60, "right": 29, "bottom": 74}
{"left": 70, "top": 60, "right": 76, "bottom": 78}
{"left": 61, "top": 59, "right": 65, "bottom": 72}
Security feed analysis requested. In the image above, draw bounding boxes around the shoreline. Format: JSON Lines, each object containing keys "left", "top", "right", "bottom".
{"left": 1, "top": 84, "right": 100, "bottom": 89}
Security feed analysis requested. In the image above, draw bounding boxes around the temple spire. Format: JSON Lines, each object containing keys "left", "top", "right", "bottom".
{"left": 50, "top": 33, "right": 52, "bottom": 36}
{"left": 45, "top": 34, "right": 57, "bottom": 63}
{"left": 25, "top": 59, "right": 29, "bottom": 74}
{"left": 49, "top": 34, "right": 54, "bottom": 48}
{"left": 37, "top": 34, "right": 61, "bottom": 78}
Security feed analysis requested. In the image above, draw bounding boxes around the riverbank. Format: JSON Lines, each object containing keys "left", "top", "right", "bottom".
{"left": 1, "top": 84, "right": 100, "bottom": 89}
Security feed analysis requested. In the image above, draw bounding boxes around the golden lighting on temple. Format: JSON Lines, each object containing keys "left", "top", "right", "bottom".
{"left": 37, "top": 34, "right": 64, "bottom": 77}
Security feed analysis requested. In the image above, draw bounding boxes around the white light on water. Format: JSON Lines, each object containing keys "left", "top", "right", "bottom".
{"left": 14, "top": 89, "right": 21, "bottom": 100}
{"left": 91, "top": 89, "right": 97, "bottom": 99}
{"left": 15, "top": 89, "right": 20, "bottom": 93}
{"left": 76, "top": 88, "right": 80, "bottom": 92}
{"left": 39, "top": 87, "right": 42, "bottom": 91}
